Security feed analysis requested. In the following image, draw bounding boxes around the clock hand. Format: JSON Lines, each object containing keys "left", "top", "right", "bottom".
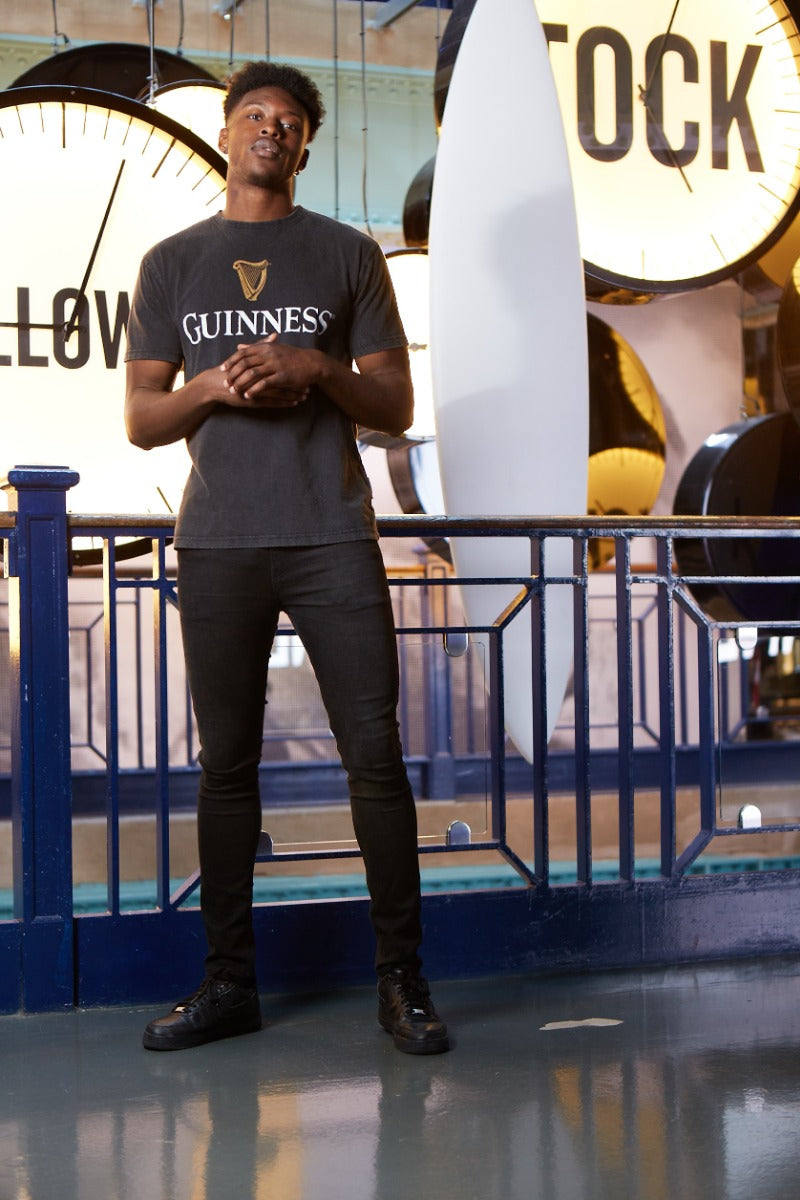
{"left": 64, "top": 159, "right": 126, "bottom": 342}
{"left": 640, "top": 0, "right": 682, "bottom": 105}
{"left": 638, "top": 96, "right": 694, "bottom": 193}
{"left": 0, "top": 320, "right": 62, "bottom": 330}
{"left": 633, "top": 1, "right": 690, "bottom": 192}
{"left": 636, "top": 0, "right": 691, "bottom": 190}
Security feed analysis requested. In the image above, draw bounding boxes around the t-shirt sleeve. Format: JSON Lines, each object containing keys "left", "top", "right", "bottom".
{"left": 348, "top": 238, "right": 408, "bottom": 360}
{"left": 124, "top": 249, "right": 184, "bottom": 366}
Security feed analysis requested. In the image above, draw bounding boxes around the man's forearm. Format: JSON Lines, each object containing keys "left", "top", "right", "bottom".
{"left": 314, "top": 352, "right": 414, "bottom": 437}
{"left": 125, "top": 371, "right": 220, "bottom": 450}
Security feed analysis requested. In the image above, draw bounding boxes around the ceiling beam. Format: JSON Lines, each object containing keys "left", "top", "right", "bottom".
{"left": 366, "top": 0, "right": 423, "bottom": 31}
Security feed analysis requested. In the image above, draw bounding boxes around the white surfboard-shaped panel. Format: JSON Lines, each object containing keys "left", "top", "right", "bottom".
{"left": 428, "top": 0, "right": 589, "bottom": 762}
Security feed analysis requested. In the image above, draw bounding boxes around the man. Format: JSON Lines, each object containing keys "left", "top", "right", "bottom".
{"left": 125, "top": 61, "right": 449, "bottom": 1056}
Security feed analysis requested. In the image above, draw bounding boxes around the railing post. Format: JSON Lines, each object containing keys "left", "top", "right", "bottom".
{"left": 3, "top": 465, "right": 79, "bottom": 1010}
{"left": 615, "top": 533, "right": 635, "bottom": 883}
{"left": 422, "top": 554, "right": 457, "bottom": 799}
{"left": 530, "top": 534, "right": 549, "bottom": 884}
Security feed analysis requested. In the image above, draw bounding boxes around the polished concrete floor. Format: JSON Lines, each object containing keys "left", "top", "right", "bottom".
{"left": 1, "top": 957, "right": 799, "bottom": 1200}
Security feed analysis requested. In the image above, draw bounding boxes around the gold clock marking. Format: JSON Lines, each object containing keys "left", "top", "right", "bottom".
{"left": 756, "top": 17, "right": 789, "bottom": 37}
{"left": 760, "top": 181, "right": 791, "bottom": 204}
{"left": 153, "top": 137, "right": 178, "bottom": 178}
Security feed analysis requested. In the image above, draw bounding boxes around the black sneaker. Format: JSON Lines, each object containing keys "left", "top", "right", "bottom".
{"left": 142, "top": 978, "right": 262, "bottom": 1051}
{"left": 377, "top": 966, "right": 450, "bottom": 1055}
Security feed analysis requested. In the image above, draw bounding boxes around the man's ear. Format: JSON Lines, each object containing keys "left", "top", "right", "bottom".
{"left": 219, "top": 127, "right": 229, "bottom": 155}
{"left": 295, "top": 148, "right": 310, "bottom": 175}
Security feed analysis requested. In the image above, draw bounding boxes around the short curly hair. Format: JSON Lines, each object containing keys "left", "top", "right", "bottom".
{"left": 224, "top": 61, "right": 326, "bottom": 142}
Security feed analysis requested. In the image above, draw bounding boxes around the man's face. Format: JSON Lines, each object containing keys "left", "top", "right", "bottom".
{"left": 220, "top": 86, "right": 310, "bottom": 190}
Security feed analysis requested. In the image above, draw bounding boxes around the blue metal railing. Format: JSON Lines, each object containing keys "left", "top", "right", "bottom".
{"left": 0, "top": 526, "right": 778, "bottom": 803}
{"left": 2, "top": 466, "right": 800, "bottom": 1013}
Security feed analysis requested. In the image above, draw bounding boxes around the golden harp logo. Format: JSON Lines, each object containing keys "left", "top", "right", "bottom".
{"left": 232, "top": 259, "right": 269, "bottom": 302}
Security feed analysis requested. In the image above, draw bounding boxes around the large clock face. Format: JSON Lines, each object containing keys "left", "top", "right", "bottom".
{"left": 533, "top": 0, "right": 800, "bottom": 295}
{"left": 0, "top": 86, "right": 227, "bottom": 515}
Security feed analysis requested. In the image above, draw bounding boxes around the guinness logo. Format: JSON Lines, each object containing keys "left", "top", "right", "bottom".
{"left": 232, "top": 259, "right": 269, "bottom": 302}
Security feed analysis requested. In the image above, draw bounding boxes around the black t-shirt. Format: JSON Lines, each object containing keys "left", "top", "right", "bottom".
{"left": 125, "top": 207, "right": 407, "bottom": 547}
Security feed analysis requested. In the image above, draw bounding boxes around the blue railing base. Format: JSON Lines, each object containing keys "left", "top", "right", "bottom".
{"left": 25, "top": 869, "right": 795, "bottom": 1014}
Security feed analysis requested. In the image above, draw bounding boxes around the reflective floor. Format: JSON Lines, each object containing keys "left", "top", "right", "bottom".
{"left": 1, "top": 957, "right": 799, "bottom": 1200}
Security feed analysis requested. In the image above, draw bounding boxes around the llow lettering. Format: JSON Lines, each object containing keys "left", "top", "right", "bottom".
{"left": 17, "top": 287, "right": 48, "bottom": 368}
{"left": 0, "top": 288, "right": 131, "bottom": 369}
{"left": 53, "top": 290, "right": 90, "bottom": 369}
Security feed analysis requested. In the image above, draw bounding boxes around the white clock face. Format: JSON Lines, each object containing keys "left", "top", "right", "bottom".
{"left": 534, "top": 0, "right": 800, "bottom": 292}
{"left": 0, "top": 87, "right": 227, "bottom": 514}
{"left": 385, "top": 250, "right": 435, "bottom": 439}
{"left": 146, "top": 80, "right": 228, "bottom": 160}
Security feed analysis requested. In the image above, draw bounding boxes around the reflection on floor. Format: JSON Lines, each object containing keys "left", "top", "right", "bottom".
{"left": 1, "top": 957, "right": 799, "bottom": 1199}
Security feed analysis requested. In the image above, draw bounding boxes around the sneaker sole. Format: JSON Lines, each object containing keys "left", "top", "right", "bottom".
{"left": 142, "top": 1014, "right": 262, "bottom": 1052}
{"left": 379, "top": 1019, "right": 451, "bottom": 1055}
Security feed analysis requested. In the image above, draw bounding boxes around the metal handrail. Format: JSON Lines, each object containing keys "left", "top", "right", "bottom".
{"left": 3, "top": 473, "right": 800, "bottom": 1011}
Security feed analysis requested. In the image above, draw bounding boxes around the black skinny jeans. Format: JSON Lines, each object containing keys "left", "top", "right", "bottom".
{"left": 177, "top": 541, "right": 423, "bottom": 984}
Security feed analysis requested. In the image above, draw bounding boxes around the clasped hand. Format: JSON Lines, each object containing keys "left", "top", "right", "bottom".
{"left": 220, "top": 333, "right": 312, "bottom": 407}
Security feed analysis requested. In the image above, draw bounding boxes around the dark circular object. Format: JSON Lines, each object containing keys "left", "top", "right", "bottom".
{"left": 777, "top": 257, "right": 800, "bottom": 420}
{"left": 387, "top": 443, "right": 451, "bottom": 564}
{"left": 11, "top": 43, "right": 217, "bottom": 99}
{"left": 587, "top": 314, "right": 665, "bottom": 461}
{"left": 586, "top": 313, "right": 666, "bottom": 567}
{"left": 70, "top": 537, "right": 169, "bottom": 568}
{"left": 673, "top": 413, "right": 800, "bottom": 621}
{"left": 0, "top": 533, "right": 167, "bottom": 570}
{"left": 402, "top": 156, "right": 435, "bottom": 248}
{"left": 433, "top": 0, "right": 476, "bottom": 127}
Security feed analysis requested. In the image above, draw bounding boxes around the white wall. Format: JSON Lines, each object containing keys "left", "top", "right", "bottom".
{"left": 588, "top": 281, "right": 746, "bottom": 516}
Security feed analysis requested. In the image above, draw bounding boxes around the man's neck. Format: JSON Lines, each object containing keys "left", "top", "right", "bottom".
{"left": 223, "top": 183, "right": 296, "bottom": 223}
